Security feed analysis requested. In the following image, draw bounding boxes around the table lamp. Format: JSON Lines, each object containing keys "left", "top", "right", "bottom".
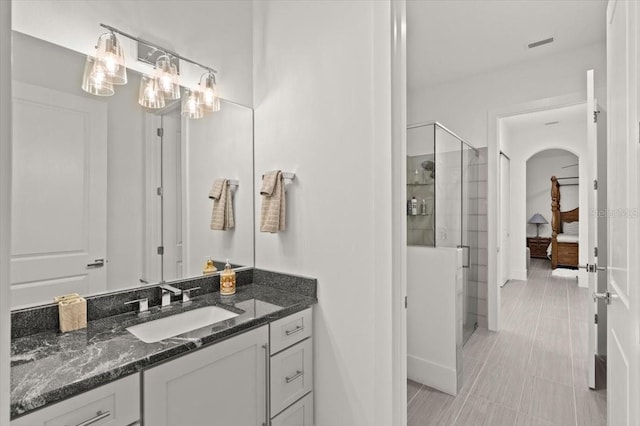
{"left": 528, "top": 213, "right": 548, "bottom": 238}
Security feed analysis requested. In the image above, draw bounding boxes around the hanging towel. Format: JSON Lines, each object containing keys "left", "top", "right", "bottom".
{"left": 209, "top": 178, "right": 235, "bottom": 230}
{"left": 260, "top": 170, "right": 286, "bottom": 233}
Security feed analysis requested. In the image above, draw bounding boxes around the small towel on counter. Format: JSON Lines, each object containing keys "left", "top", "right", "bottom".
{"left": 260, "top": 170, "right": 286, "bottom": 233}
{"left": 209, "top": 178, "right": 235, "bottom": 230}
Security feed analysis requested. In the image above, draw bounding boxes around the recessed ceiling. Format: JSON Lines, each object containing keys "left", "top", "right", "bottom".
{"left": 407, "top": 0, "right": 607, "bottom": 91}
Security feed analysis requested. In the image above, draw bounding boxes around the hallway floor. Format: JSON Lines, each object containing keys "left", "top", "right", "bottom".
{"left": 407, "top": 258, "right": 606, "bottom": 425}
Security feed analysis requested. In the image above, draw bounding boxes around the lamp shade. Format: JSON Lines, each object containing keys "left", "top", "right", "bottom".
{"left": 528, "top": 213, "right": 548, "bottom": 225}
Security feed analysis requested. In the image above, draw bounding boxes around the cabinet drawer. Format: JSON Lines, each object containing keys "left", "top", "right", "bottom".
{"left": 270, "top": 338, "right": 313, "bottom": 417}
{"left": 270, "top": 308, "right": 312, "bottom": 354}
{"left": 271, "top": 392, "right": 314, "bottom": 426}
{"left": 11, "top": 374, "right": 140, "bottom": 426}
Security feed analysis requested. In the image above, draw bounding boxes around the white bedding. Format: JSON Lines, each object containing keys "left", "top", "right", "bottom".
{"left": 556, "top": 234, "right": 579, "bottom": 243}
{"left": 546, "top": 233, "right": 579, "bottom": 258}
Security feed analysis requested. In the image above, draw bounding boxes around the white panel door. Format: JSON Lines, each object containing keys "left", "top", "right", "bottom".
{"left": 586, "top": 69, "right": 600, "bottom": 390}
{"left": 161, "top": 108, "right": 183, "bottom": 282}
{"left": 499, "top": 153, "right": 510, "bottom": 286}
{"left": 11, "top": 82, "right": 107, "bottom": 307}
{"left": 606, "top": 1, "right": 639, "bottom": 425}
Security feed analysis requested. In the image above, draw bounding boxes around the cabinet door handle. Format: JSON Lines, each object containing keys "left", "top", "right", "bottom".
{"left": 262, "top": 343, "right": 269, "bottom": 426}
{"left": 285, "top": 324, "right": 303, "bottom": 336}
{"left": 71, "top": 410, "right": 111, "bottom": 426}
{"left": 285, "top": 370, "right": 304, "bottom": 383}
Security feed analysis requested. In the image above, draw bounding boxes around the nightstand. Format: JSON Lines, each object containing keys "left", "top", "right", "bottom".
{"left": 527, "top": 237, "right": 551, "bottom": 259}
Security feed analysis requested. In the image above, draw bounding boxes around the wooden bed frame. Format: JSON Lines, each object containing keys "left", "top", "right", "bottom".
{"left": 551, "top": 176, "right": 579, "bottom": 269}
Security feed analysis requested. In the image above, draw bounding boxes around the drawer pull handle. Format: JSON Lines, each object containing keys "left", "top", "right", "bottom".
{"left": 71, "top": 410, "right": 111, "bottom": 426}
{"left": 285, "top": 370, "right": 304, "bottom": 383}
{"left": 285, "top": 325, "right": 304, "bottom": 336}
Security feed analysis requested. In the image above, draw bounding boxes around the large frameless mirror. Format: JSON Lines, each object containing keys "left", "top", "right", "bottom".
{"left": 10, "top": 31, "right": 254, "bottom": 308}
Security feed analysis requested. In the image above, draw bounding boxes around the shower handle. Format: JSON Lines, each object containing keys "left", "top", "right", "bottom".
{"left": 457, "top": 245, "right": 471, "bottom": 268}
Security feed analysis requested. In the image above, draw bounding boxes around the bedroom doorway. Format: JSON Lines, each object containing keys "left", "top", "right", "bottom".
{"left": 526, "top": 149, "right": 579, "bottom": 274}
{"left": 496, "top": 91, "right": 607, "bottom": 394}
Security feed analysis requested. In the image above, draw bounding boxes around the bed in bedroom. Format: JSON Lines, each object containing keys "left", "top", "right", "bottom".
{"left": 550, "top": 175, "right": 579, "bottom": 269}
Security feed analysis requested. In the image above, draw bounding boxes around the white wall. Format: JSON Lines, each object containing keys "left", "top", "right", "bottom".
{"left": 526, "top": 150, "right": 579, "bottom": 238}
{"left": 185, "top": 103, "right": 254, "bottom": 275}
{"left": 11, "top": 0, "right": 253, "bottom": 106}
{"left": 506, "top": 116, "right": 588, "bottom": 281}
{"left": 408, "top": 42, "right": 606, "bottom": 148}
{"left": 1, "top": 2, "right": 11, "bottom": 424}
{"left": 252, "top": 1, "right": 396, "bottom": 424}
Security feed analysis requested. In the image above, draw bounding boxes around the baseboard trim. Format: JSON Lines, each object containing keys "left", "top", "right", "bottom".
{"left": 407, "top": 354, "right": 458, "bottom": 396}
{"left": 510, "top": 269, "right": 528, "bottom": 281}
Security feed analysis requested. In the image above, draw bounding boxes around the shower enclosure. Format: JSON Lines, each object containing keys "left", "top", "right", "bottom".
{"left": 407, "top": 122, "right": 480, "bottom": 344}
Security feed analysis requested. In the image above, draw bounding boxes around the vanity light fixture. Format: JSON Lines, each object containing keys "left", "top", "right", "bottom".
{"left": 138, "top": 74, "right": 166, "bottom": 109}
{"left": 197, "top": 71, "right": 220, "bottom": 112}
{"left": 81, "top": 56, "right": 115, "bottom": 96}
{"left": 94, "top": 31, "right": 127, "bottom": 85}
{"left": 82, "top": 23, "right": 220, "bottom": 118}
{"left": 155, "top": 54, "right": 181, "bottom": 100}
{"left": 181, "top": 88, "right": 204, "bottom": 119}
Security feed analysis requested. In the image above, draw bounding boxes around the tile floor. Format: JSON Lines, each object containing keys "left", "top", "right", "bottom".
{"left": 407, "top": 258, "right": 607, "bottom": 426}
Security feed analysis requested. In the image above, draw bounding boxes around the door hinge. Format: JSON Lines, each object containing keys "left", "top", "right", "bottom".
{"left": 405, "top": 296, "right": 408, "bottom": 309}
{"left": 594, "top": 247, "right": 598, "bottom": 257}
{"left": 593, "top": 179, "right": 598, "bottom": 190}
{"left": 157, "top": 187, "right": 163, "bottom": 196}
{"left": 593, "top": 110, "right": 600, "bottom": 123}
{"left": 157, "top": 127, "right": 164, "bottom": 137}
{"left": 157, "top": 246, "right": 164, "bottom": 255}
{"left": 594, "top": 314, "right": 598, "bottom": 324}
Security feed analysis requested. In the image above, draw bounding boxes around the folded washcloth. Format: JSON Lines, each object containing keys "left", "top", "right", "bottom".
{"left": 209, "top": 178, "right": 235, "bottom": 230}
{"left": 260, "top": 170, "right": 285, "bottom": 233}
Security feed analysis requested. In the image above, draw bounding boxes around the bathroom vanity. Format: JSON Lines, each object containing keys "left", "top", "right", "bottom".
{"left": 10, "top": 270, "right": 316, "bottom": 426}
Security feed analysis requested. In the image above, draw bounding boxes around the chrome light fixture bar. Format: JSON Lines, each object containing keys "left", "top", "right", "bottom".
{"left": 82, "top": 23, "right": 220, "bottom": 118}
{"left": 99, "top": 23, "right": 218, "bottom": 75}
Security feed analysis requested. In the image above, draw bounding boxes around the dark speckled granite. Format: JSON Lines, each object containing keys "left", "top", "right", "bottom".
{"left": 10, "top": 281, "right": 316, "bottom": 419}
{"left": 11, "top": 268, "right": 254, "bottom": 339}
{"left": 254, "top": 268, "right": 317, "bottom": 298}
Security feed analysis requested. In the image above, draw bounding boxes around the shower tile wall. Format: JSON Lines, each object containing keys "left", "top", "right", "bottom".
{"left": 407, "top": 154, "right": 435, "bottom": 246}
{"left": 470, "top": 147, "right": 488, "bottom": 328}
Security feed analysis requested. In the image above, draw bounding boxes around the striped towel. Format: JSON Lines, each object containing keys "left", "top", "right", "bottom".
{"left": 260, "top": 170, "right": 285, "bottom": 233}
{"left": 209, "top": 178, "right": 235, "bottom": 230}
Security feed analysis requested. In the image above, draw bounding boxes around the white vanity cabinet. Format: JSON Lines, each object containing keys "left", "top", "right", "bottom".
{"left": 143, "top": 325, "right": 269, "bottom": 426}
{"left": 11, "top": 374, "right": 140, "bottom": 426}
{"left": 269, "top": 308, "right": 314, "bottom": 425}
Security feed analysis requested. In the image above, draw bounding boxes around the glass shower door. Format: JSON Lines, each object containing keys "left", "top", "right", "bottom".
{"left": 461, "top": 144, "right": 479, "bottom": 344}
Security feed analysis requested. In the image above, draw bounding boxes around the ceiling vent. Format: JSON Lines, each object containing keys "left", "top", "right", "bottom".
{"left": 528, "top": 37, "right": 554, "bottom": 49}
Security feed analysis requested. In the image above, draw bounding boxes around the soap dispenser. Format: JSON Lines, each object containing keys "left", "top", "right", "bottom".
{"left": 220, "top": 259, "right": 236, "bottom": 295}
{"left": 203, "top": 257, "right": 217, "bottom": 275}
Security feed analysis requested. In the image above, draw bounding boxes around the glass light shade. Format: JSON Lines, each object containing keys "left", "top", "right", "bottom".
{"left": 95, "top": 32, "right": 127, "bottom": 85}
{"left": 138, "top": 75, "right": 166, "bottom": 109}
{"left": 155, "top": 55, "right": 180, "bottom": 100}
{"left": 81, "top": 56, "right": 114, "bottom": 96}
{"left": 181, "top": 88, "right": 204, "bottom": 119}
{"left": 198, "top": 72, "right": 220, "bottom": 112}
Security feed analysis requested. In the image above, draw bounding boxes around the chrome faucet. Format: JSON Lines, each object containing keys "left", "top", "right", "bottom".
{"left": 159, "top": 283, "right": 182, "bottom": 307}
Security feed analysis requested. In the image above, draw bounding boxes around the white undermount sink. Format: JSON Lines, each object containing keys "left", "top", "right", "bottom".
{"left": 126, "top": 306, "right": 239, "bottom": 343}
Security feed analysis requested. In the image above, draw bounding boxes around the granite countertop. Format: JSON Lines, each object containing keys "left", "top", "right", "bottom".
{"left": 10, "top": 283, "right": 317, "bottom": 419}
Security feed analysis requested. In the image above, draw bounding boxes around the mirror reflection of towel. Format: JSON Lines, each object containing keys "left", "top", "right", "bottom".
{"left": 260, "top": 170, "right": 285, "bottom": 233}
{"left": 209, "top": 178, "right": 235, "bottom": 230}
